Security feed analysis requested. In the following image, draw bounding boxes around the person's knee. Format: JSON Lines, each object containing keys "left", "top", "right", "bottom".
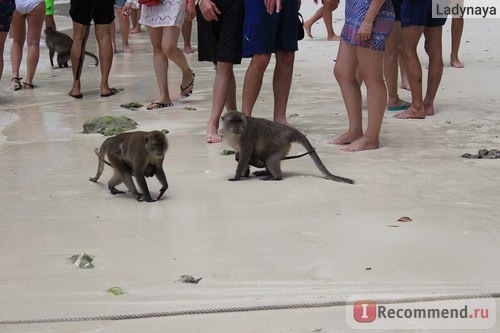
{"left": 250, "top": 54, "right": 271, "bottom": 71}
{"left": 216, "top": 62, "right": 234, "bottom": 75}
{"left": 334, "top": 63, "right": 349, "bottom": 82}
{"left": 276, "top": 51, "right": 295, "bottom": 68}
{"left": 161, "top": 44, "right": 177, "bottom": 58}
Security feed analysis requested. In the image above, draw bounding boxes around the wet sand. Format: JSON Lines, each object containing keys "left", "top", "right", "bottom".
{"left": 1, "top": 3, "right": 500, "bottom": 332}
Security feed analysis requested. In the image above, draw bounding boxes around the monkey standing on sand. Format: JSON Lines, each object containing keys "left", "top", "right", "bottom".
{"left": 222, "top": 111, "right": 354, "bottom": 184}
{"left": 44, "top": 27, "right": 99, "bottom": 68}
{"left": 89, "top": 131, "right": 169, "bottom": 202}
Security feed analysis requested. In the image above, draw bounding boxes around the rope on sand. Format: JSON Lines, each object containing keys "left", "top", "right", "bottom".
{"left": 1, "top": 292, "right": 499, "bottom": 325}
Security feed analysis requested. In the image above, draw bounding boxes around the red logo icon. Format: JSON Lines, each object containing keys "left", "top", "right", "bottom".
{"left": 353, "top": 300, "right": 377, "bottom": 322}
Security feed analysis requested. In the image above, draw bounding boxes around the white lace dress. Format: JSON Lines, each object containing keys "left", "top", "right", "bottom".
{"left": 128, "top": 0, "right": 186, "bottom": 29}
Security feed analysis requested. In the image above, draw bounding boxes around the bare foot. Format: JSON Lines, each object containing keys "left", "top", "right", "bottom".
{"left": 123, "top": 45, "right": 133, "bottom": 53}
{"left": 342, "top": 136, "right": 379, "bottom": 152}
{"left": 304, "top": 21, "right": 313, "bottom": 38}
{"left": 274, "top": 117, "right": 290, "bottom": 126}
{"left": 387, "top": 98, "right": 410, "bottom": 111}
{"left": 327, "top": 35, "right": 341, "bottom": 41}
{"left": 206, "top": 126, "right": 223, "bottom": 144}
{"left": 130, "top": 27, "right": 141, "bottom": 34}
{"left": 68, "top": 89, "right": 83, "bottom": 99}
{"left": 450, "top": 58, "right": 464, "bottom": 68}
{"left": 424, "top": 104, "right": 435, "bottom": 116}
{"left": 184, "top": 46, "right": 195, "bottom": 54}
{"left": 394, "top": 106, "right": 426, "bottom": 119}
{"left": 329, "top": 130, "right": 363, "bottom": 145}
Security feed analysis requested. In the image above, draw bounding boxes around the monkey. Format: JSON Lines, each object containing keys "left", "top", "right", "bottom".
{"left": 44, "top": 27, "right": 99, "bottom": 68}
{"left": 89, "top": 131, "right": 169, "bottom": 202}
{"left": 222, "top": 111, "right": 354, "bottom": 184}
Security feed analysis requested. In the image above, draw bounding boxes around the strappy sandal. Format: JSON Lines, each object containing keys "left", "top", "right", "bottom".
{"left": 11, "top": 77, "right": 23, "bottom": 91}
{"left": 23, "top": 82, "right": 35, "bottom": 89}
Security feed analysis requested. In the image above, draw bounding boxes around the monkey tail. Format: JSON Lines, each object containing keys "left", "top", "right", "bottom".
{"left": 89, "top": 147, "right": 107, "bottom": 182}
{"left": 94, "top": 148, "right": 113, "bottom": 167}
{"left": 283, "top": 149, "right": 315, "bottom": 161}
{"left": 296, "top": 133, "right": 354, "bottom": 184}
{"left": 84, "top": 51, "right": 99, "bottom": 66}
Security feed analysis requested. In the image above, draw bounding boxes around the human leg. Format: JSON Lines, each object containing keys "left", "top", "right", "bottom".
{"left": 323, "top": 0, "right": 340, "bottom": 41}
{"left": 147, "top": 26, "right": 172, "bottom": 107}
{"left": 241, "top": 53, "right": 271, "bottom": 117}
{"left": 10, "top": 10, "right": 26, "bottom": 89}
{"left": 95, "top": 23, "right": 115, "bottom": 96}
{"left": 115, "top": 7, "right": 132, "bottom": 53}
{"left": 0, "top": 32, "right": 7, "bottom": 81}
{"left": 69, "top": 21, "right": 90, "bottom": 97}
{"left": 395, "top": 25, "right": 426, "bottom": 119}
{"left": 399, "top": 53, "right": 410, "bottom": 90}
{"left": 206, "top": 62, "right": 235, "bottom": 143}
{"left": 330, "top": 40, "right": 363, "bottom": 145}
{"left": 384, "top": 20, "right": 408, "bottom": 110}
{"left": 450, "top": 17, "right": 464, "bottom": 68}
{"left": 345, "top": 46, "right": 386, "bottom": 151}
{"left": 161, "top": 26, "right": 194, "bottom": 97}
{"left": 182, "top": 17, "right": 193, "bottom": 54}
{"left": 44, "top": 0, "right": 56, "bottom": 29}
{"left": 273, "top": 50, "right": 295, "bottom": 124}
{"left": 23, "top": 2, "right": 45, "bottom": 87}
{"left": 304, "top": 6, "right": 323, "bottom": 38}
{"left": 130, "top": 6, "right": 141, "bottom": 33}
{"left": 110, "top": 17, "right": 116, "bottom": 53}
{"left": 422, "top": 25, "right": 444, "bottom": 116}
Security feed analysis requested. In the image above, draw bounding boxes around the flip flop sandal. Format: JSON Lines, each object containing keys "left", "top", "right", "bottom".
{"left": 100, "top": 87, "right": 119, "bottom": 97}
{"left": 146, "top": 101, "right": 174, "bottom": 110}
{"left": 180, "top": 72, "right": 195, "bottom": 98}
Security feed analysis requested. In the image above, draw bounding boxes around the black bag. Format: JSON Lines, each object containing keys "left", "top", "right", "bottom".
{"left": 298, "top": 13, "right": 304, "bottom": 41}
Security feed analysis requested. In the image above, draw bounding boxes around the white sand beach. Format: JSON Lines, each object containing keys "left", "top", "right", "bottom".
{"left": 0, "top": 2, "right": 499, "bottom": 332}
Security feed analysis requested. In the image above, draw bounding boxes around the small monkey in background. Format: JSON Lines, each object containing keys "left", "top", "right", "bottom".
{"left": 222, "top": 111, "right": 354, "bottom": 184}
{"left": 89, "top": 131, "right": 168, "bottom": 202}
{"left": 45, "top": 27, "right": 99, "bottom": 68}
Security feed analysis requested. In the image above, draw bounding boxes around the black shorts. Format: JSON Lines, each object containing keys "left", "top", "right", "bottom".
{"left": 69, "top": 0, "right": 115, "bottom": 25}
{"left": 0, "top": 0, "right": 16, "bottom": 32}
{"left": 196, "top": 0, "right": 244, "bottom": 64}
{"left": 401, "top": 0, "right": 446, "bottom": 27}
{"left": 391, "top": 0, "right": 401, "bottom": 21}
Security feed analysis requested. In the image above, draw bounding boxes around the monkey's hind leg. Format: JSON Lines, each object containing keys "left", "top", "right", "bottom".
{"left": 253, "top": 170, "right": 271, "bottom": 177}
{"left": 261, "top": 154, "right": 283, "bottom": 181}
{"left": 107, "top": 173, "right": 126, "bottom": 195}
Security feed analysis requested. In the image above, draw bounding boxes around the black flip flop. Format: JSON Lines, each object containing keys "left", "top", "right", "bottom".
{"left": 100, "top": 87, "right": 119, "bottom": 97}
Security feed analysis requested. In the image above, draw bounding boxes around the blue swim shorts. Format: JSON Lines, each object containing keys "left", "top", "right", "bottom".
{"left": 401, "top": 0, "right": 447, "bottom": 27}
{"left": 242, "top": 0, "right": 298, "bottom": 57}
{"left": 114, "top": 0, "right": 127, "bottom": 9}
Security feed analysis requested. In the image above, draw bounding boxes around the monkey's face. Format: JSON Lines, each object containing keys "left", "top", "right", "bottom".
{"left": 222, "top": 111, "right": 247, "bottom": 135}
{"left": 145, "top": 132, "right": 167, "bottom": 158}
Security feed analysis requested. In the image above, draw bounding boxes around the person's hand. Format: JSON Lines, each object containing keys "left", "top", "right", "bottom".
{"left": 200, "top": 0, "right": 221, "bottom": 21}
{"left": 122, "top": 2, "right": 132, "bottom": 18}
{"left": 186, "top": 0, "right": 196, "bottom": 20}
{"left": 357, "top": 20, "right": 373, "bottom": 41}
{"left": 264, "top": 0, "right": 281, "bottom": 14}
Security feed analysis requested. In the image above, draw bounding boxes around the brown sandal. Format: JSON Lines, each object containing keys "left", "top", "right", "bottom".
{"left": 23, "top": 82, "right": 35, "bottom": 89}
{"left": 11, "top": 77, "right": 23, "bottom": 91}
